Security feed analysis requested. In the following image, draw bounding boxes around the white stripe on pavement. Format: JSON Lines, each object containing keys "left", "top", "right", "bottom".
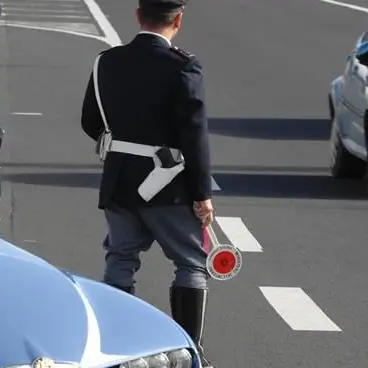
{"left": 83, "top": 0, "right": 122, "bottom": 47}
{"left": 260, "top": 287, "right": 342, "bottom": 331}
{"left": 2, "top": 13, "right": 90, "bottom": 19}
{"left": 319, "top": 0, "right": 368, "bottom": 14}
{"left": 215, "top": 216, "right": 263, "bottom": 252}
{"left": 211, "top": 176, "right": 221, "bottom": 191}
{"left": 3, "top": 8, "right": 86, "bottom": 14}
{"left": 2, "top": 2, "right": 82, "bottom": 6}
{"left": 0, "top": 21, "right": 105, "bottom": 41}
{"left": 0, "top": 0, "right": 108, "bottom": 45}
{"left": 5, "top": 0, "right": 80, "bottom": 1}
{"left": 11, "top": 112, "right": 43, "bottom": 116}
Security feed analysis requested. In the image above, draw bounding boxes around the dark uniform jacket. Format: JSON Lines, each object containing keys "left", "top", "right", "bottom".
{"left": 81, "top": 33, "right": 212, "bottom": 209}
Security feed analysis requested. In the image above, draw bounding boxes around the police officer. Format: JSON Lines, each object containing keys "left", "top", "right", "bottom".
{"left": 81, "top": 0, "right": 215, "bottom": 366}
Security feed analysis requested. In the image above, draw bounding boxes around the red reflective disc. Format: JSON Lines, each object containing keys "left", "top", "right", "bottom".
{"left": 212, "top": 251, "right": 236, "bottom": 274}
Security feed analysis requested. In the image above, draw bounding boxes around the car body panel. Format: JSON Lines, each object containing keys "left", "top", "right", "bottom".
{"left": 330, "top": 32, "right": 368, "bottom": 161}
{"left": 0, "top": 240, "right": 90, "bottom": 366}
{"left": 72, "top": 275, "right": 196, "bottom": 366}
{"left": 0, "top": 237, "right": 197, "bottom": 367}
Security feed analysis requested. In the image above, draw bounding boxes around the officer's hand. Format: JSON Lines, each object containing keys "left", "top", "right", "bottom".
{"left": 193, "top": 199, "right": 214, "bottom": 227}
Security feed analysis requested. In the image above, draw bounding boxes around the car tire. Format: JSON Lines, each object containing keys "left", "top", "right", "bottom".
{"left": 330, "top": 116, "right": 366, "bottom": 179}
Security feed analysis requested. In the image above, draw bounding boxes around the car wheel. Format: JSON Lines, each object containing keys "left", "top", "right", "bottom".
{"left": 330, "top": 117, "right": 366, "bottom": 179}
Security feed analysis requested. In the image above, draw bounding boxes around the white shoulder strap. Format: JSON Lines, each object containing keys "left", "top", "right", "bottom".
{"left": 93, "top": 54, "right": 110, "bottom": 133}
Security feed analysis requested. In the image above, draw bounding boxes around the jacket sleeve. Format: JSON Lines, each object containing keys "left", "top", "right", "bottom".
{"left": 174, "top": 58, "right": 212, "bottom": 201}
{"left": 81, "top": 71, "right": 104, "bottom": 142}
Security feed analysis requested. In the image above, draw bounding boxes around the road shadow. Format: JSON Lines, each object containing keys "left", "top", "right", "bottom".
{"left": 208, "top": 118, "right": 331, "bottom": 141}
{"left": 2, "top": 172, "right": 101, "bottom": 189}
{"left": 0, "top": 162, "right": 101, "bottom": 169}
{"left": 2, "top": 170, "right": 367, "bottom": 200}
{"left": 213, "top": 172, "right": 368, "bottom": 200}
{"left": 212, "top": 165, "right": 329, "bottom": 173}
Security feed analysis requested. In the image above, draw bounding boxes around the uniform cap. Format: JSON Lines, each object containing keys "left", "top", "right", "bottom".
{"left": 139, "top": 0, "right": 188, "bottom": 11}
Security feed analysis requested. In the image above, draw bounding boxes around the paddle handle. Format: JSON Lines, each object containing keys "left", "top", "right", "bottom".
{"left": 206, "top": 224, "right": 220, "bottom": 248}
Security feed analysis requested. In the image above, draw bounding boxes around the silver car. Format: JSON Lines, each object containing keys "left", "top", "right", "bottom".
{"left": 329, "top": 31, "right": 368, "bottom": 178}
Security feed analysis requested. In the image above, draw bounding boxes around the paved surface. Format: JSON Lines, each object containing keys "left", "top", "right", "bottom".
{"left": 1, "top": 0, "right": 368, "bottom": 367}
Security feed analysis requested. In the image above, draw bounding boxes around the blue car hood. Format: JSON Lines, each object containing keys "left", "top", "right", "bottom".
{"left": 0, "top": 239, "right": 191, "bottom": 367}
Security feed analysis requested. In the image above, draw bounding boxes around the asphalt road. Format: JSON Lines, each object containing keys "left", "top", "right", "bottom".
{"left": 1, "top": 0, "right": 368, "bottom": 367}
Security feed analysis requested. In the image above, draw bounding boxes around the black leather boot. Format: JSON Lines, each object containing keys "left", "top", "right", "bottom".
{"left": 105, "top": 282, "right": 135, "bottom": 295}
{"left": 170, "top": 286, "right": 214, "bottom": 368}
{"left": 119, "top": 286, "right": 135, "bottom": 294}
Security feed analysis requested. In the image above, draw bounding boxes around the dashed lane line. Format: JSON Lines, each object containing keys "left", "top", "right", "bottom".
{"left": 11, "top": 112, "right": 43, "bottom": 116}
{"left": 211, "top": 177, "right": 221, "bottom": 191}
{"left": 260, "top": 287, "right": 342, "bottom": 331}
{"left": 215, "top": 216, "right": 263, "bottom": 252}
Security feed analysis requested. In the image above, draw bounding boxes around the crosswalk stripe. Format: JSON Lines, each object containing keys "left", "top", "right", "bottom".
{"left": 2, "top": 13, "right": 91, "bottom": 19}
{"left": 3, "top": 8, "right": 86, "bottom": 13}
{"left": 1, "top": 0, "right": 81, "bottom": 2}
{"left": 259, "top": 287, "right": 342, "bottom": 331}
{"left": 215, "top": 216, "right": 263, "bottom": 252}
{"left": 0, "top": 0, "right": 100, "bottom": 36}
{"left": 1, "top": 2, "right": 82, "bottom": 5}
{"left": 211, "top": 176, "right": 221, "bottom": 191}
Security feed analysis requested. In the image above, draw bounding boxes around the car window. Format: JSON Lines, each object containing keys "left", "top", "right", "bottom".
{"left": 356, "top": 42, "right": 368, "bottom": 67}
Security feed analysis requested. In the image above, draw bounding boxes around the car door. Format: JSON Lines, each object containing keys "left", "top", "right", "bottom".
{"left": 340, "top": 51, "right": 368, "bottom": 156}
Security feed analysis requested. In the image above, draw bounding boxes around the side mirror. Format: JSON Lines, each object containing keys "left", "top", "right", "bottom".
{"left": 346, "top": 54, "right": 351, "bottom": 61}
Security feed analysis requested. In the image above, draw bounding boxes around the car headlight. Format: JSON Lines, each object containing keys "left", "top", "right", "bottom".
{"left": 120, "top": 348, "right": 192, "bottom": 368}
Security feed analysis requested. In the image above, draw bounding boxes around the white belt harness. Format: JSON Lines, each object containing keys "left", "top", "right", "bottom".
{"left": 92, "top": 53, "right": 185, "bottom": 202}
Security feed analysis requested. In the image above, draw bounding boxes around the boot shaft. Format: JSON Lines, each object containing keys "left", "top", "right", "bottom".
{"left": 169, "top": 287, "right": 215, "bottom": 368}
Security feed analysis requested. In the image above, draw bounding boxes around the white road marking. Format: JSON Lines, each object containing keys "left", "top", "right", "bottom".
{"left": 2, "top": 0, "right": 81, "bottom": 3}
{"left": 0, "top": 0, "right": 108, "bottom": 45}
{"left": 11, "top": 112, "right": 43, "bottom": 116}
{"left": 2, "top": 3, "right": 82, "bottom": 7}
{"left": 211, "top": 176, "right": 221, "bottom": 191}
{"left": 3, "top": 8, "right": 86, "bottom": 14}
{"left": 319, "top": 0, "right": 368, "bottom": 14}
{"left": 83, "top": 0, "right": 122, "bottom": 46}
{"left": 19, "top": 0, "right": 82, "bottom": 1}
{"left": 215, "top": 216, "right": 263, "bottom": 252}
{"left": 0, "top": 21, "right": 105, "bottom": 41}
{"left": 260, "top": 287, "right": 342, "bottom": 331}
{"left": 2, "top": 13, "right": 90, "bottom": 19}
